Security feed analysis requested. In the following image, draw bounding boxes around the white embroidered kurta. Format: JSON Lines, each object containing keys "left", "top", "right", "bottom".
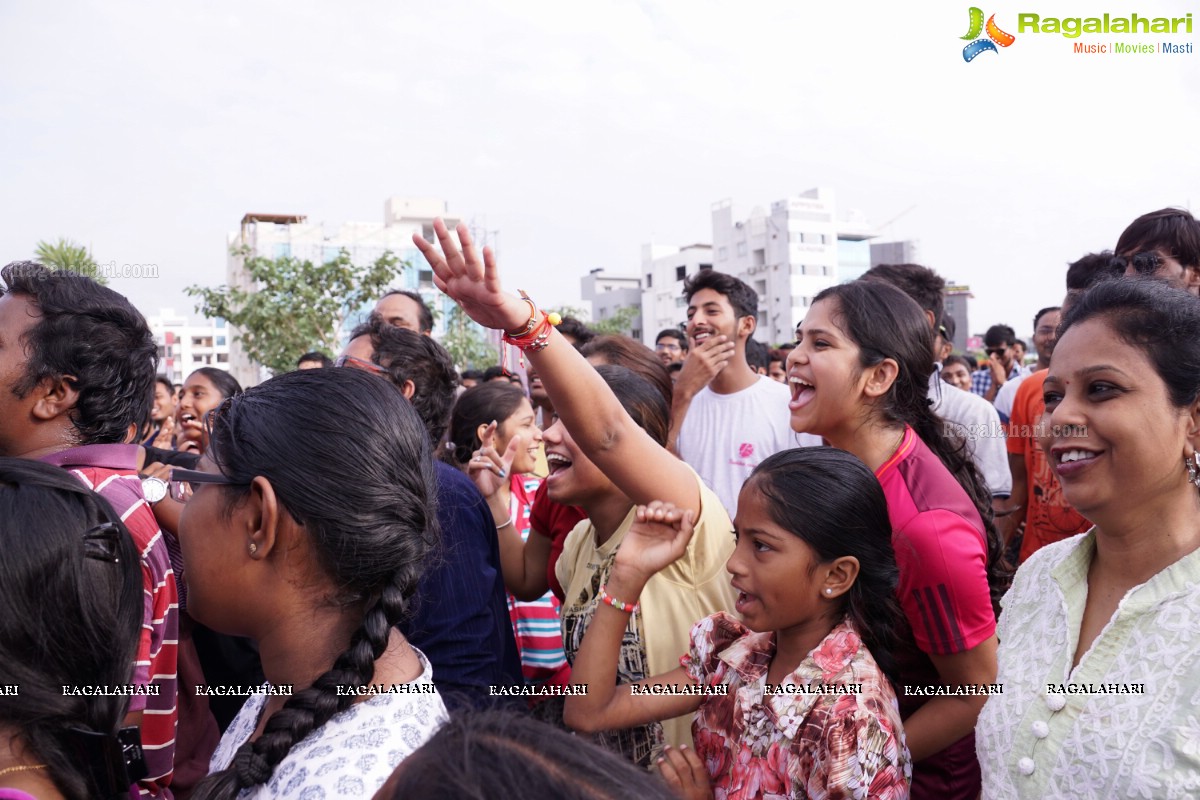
{"left": 977, "top": 530, "right": 1200, "bottom": 799}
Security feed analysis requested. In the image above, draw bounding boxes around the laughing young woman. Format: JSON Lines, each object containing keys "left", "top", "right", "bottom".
{"left": 788, "top": 280, "right": 1009, "bottom": 799}
{"left": 976, "top": 277, "right": 1200, "bottom": 799}
{"left": 414, "top": 220, "right": 736, "bottom": 767}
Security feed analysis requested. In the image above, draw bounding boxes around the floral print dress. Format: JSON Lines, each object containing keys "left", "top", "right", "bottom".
{"left": 681, "top": 613, "right": 911, "bottom": 800}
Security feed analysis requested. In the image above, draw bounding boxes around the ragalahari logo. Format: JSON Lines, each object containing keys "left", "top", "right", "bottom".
{"left": 962, "top": 7, "right": 1016, "bottom": 61}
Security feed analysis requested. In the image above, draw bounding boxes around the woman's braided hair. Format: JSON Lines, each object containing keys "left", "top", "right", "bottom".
{"left": 191, "top": 368, "right": 438, "bottom": 798}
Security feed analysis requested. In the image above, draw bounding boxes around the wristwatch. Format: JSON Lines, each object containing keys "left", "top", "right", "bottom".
{"left": 141, "top": 476, "right": 168, "bottom": 505}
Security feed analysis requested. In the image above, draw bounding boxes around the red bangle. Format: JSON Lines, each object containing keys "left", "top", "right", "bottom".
{"left": 598, "top": 585, "right": 639, "bottom": 614}
{"left": 501, "top": 291, "right": 562, "bottom": 371}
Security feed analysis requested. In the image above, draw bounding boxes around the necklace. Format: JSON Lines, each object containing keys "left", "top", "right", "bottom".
{"left": 0, "top": 763, "right": 47, "bottom": 778}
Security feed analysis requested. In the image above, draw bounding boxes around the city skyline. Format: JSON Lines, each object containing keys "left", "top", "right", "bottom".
{"left": 3, "top": 1, "right": 1197, "bottom": 344}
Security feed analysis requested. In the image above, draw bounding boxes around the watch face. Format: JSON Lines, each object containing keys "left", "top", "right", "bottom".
{"left": 141, "top": 477, "right": 167, "bottom": 503}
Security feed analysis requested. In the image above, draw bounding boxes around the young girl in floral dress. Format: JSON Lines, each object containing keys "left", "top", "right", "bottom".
{"left": 564, "top": 447, "right": 912, "bottom": 800}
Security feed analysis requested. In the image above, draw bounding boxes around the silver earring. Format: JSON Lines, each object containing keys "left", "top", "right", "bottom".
{"left": 824, "top": 588, "right": 833, "bottom": 596}
{"left": 249, "top": 543, "right": 258, "bottom": 555}
{"left": 1188, "top": 454, "right": 1200, "bottom": 488}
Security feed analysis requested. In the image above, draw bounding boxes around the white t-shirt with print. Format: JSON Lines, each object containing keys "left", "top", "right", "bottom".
{"left": 677, "top": 375, "right": 819, "bottom": 517}
{"left": 209, "top": 648, "right": 448, "bottom": 799}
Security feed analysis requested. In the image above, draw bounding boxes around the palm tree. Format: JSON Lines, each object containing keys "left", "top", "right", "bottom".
{"left": 33, "top": 238, "right": 107, "bottom": 284}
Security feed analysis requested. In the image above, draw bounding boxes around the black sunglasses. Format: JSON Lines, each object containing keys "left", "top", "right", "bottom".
{"left": 1109, "top": 251, "right": 1163, "bottom": 276}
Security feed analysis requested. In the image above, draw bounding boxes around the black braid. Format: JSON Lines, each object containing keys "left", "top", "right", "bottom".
{"left": 187, "top": 369, "right": 438, "bottom": 800}
{"left": 194, "top": 577, "right": 413, "bottom": 798}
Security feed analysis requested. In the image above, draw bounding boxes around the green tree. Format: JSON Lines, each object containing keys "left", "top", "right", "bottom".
{"left": 187, "top": 246, "right": 404, "bottom": 376}
{"left": 589, "top": 305, "right": 640, "bottom": 336}
{"left": 551, "top": 304, "right": 640, "bottom": 336}
{"left": 34, "top": 238, "right": 107, "bottom": 284}
{"left": 440, "top": 304, "right": 498, "bottom": 371}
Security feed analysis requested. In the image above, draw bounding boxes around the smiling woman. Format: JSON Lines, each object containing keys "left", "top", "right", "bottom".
{"left": 977, "top": 277, "right": 1200, "bottom": 799}
{"left": 442, "top": 382, "right": 570, "bottom": 714}
{"left": 788, "top": 280, "right": 1009, "bottom": 797}
{"left": 413, "top": 219, "right": 736, "bottom": 765}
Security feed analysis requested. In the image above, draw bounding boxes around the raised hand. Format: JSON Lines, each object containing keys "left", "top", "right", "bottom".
{"left": 150, "top": 415, "right": 175, "bottom": 449}
{"left": 466, "top": 421, "right": 519, "bottom": 499}
{"left": 411, "top": 218, "right": 528, "bottom": 332}
{"left": 614, "top": 501, "right": 696, "bottom": 581}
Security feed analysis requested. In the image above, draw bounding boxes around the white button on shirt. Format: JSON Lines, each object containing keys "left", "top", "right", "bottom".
{"left": 1018, "top": 757, "right": 1036, "bottom": 776}
{"left": 1044, "top": 693, "right": 1066, "bottom": 712}
{"left": 1032, "top": 721, "right": 1050, "bottom": 739}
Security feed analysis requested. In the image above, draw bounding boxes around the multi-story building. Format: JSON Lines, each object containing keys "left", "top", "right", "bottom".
{"left": 943, "top": 284, "right": 973, "bottom": 353}
{"left": 869, "top": 239, "right": 922, "bottom": 270}
{"left": 638, "top": 243, "right": 713, "bottom": 346}
{"left": 225, "top": 197, "right": 484, "bottom": 386}
{"left": 145, "top": 308, "right": 232, "bottom": 383}
{"left": 711, "top": 189, "right": 876, "bottom": 345}
{"left": 580, "top": 269, "right": 643, "bottom": 340}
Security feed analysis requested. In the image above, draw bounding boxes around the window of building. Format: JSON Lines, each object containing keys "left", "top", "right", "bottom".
{"left": 699, "top": 263, "right": 712, "bottom": 272}
{"left": 216, "top": 336, "right": 226, "bottom": 346}
{"left": 675, "top": 296, "right": 687, "bottom": 308}
{"left": 718, "top": 247, "right": 727, "bottom": 261}
{"left": 675, "top": 265, "right": 687, "bottom": 281}
{"left": 217, "top": 353, "right": 229, "bottom": 363}
{"left": 737, "top": 242, "right": 747, "bottom": 256}
{"left": 646, "top": 274, "right": 653, "bottom": 287}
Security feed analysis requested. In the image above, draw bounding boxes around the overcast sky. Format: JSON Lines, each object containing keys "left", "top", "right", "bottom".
{"left": 3, "top": 0, "right": 1198, "bottom": 340}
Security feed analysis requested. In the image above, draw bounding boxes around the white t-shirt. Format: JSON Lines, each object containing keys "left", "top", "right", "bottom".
{"left": 677, "top": 375, "right": 819, "bottom": 517}
{"left": 992, "top": 371, "right": 1031, "bottom": 424}
{"left": 929, "top": 367, "right": 1012, "bottom": 496}
{"left": 209, "top": 649, "right": 448, "bottom": 799}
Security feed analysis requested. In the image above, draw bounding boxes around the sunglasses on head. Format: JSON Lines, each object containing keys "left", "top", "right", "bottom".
{"left": 1109, "top": 251, "right": 1163, "bottom": 276}
{"left": 334, "top": 354, "right": 388, "bottom": 374}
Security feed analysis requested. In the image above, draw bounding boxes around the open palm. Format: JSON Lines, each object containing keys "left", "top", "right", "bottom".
{"left": 411, "top": 218, "right": 525, "bottom": 332}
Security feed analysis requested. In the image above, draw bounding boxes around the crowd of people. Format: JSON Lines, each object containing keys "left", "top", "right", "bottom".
{"left": 0, "top": 205, "right": 1198, "bottom": 800}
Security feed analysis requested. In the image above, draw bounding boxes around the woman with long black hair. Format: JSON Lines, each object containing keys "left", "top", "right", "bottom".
{"left": 0, "top": 459, "right": 143, "bottom": 800}
{"left": 788, "top": 280, "right": 1009, "bottom": 798}
{"left": 183, "top": 368, "right": 446, "bottom": 799}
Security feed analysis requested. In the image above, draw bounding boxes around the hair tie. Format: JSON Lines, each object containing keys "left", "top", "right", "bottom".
{"left": 82, "top": 522, "right": 122, "bottom": 563}
{"left": 66, "top": 726, "right": 147, "bottom": 796}
{"left": 926, "top": 397, "right": 935, "bottom": 407}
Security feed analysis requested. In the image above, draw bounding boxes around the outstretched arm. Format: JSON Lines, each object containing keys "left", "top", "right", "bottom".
{"left": 414, "top": 220, "right": 702, "bottom": 515}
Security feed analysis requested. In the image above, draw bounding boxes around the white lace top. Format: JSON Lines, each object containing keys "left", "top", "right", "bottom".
{"left": 209, "top": 649, "right": 448, "bottom": 798}
{"left": 977, "top": 531, "right": 1200, "bottom": 799}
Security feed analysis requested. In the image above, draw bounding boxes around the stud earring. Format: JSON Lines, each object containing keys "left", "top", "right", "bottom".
{"left": 824, "top": 588, "right": 833, "bottom": 596}
{"left": 249, "top": 543, "right": 258, "bottom": 555}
